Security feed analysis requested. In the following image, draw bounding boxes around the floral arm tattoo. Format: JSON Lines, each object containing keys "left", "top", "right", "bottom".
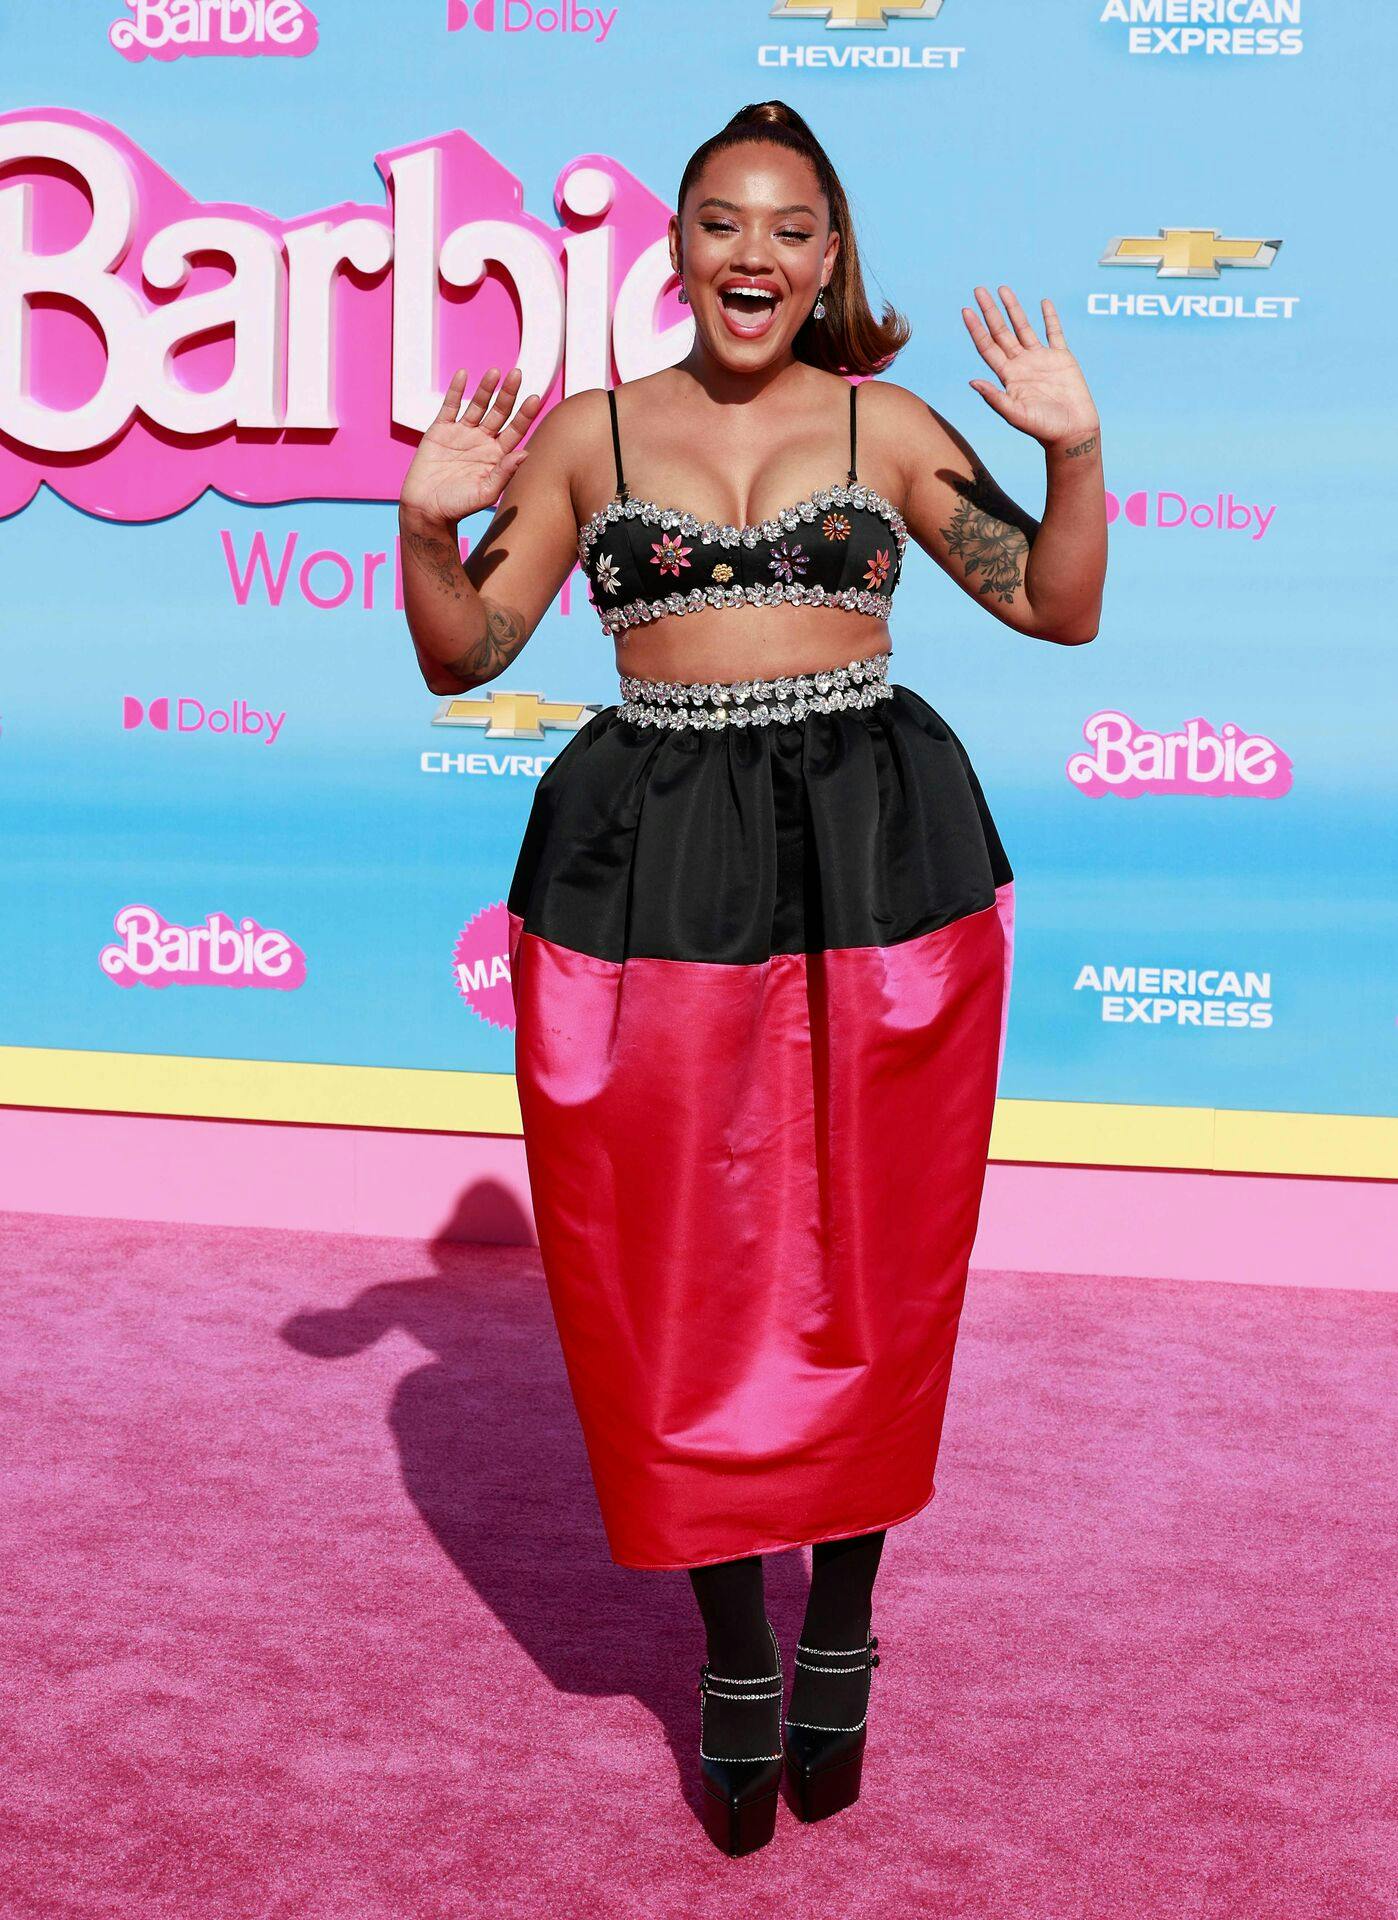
{"left": 441, "top": 601, "right": 528, "bottom": 682}
{"left": 940, "top": 460, "right": 1040, "bottom": 607}
{"left": 401, "top": 524, "right": 528, "bottom": 681}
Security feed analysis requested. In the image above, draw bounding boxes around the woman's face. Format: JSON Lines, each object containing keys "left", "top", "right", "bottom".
{"left": 670, "top": 142, "right": 840, "bottom": 364}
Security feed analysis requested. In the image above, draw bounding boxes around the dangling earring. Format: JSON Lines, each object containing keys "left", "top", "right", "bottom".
{"left": 675, "top": 265, "right": 688, "bottom": 305}
{"left": 813, "top": 286, "right": 827, "bottom": 320}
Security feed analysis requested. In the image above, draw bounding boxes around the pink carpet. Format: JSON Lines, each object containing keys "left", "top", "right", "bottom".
{"left": 2, "top": 1207, "right": 1393, "bottom": 1918}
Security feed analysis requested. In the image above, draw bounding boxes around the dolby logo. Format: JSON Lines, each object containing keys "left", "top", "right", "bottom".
{"left": 445, "top": 0, "right": 618, "bottom": 38}
{"left": 122, "top": 696, "right": 286, "bottom": 744}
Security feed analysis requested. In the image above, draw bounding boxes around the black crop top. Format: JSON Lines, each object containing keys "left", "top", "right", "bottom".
{"left": 578, "top": 382, "right": 908, "bottom": 636}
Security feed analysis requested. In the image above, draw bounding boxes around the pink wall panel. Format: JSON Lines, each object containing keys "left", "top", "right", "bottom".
{"left": 0, "top": 1107, "right": 1392, "bottom": 1291}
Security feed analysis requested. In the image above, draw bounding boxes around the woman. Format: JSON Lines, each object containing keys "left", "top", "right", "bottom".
{"left": 398, "top": 100, "right": 1106, "bottom": 1855}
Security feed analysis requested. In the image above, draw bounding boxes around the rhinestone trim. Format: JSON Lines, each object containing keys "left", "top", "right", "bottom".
{"left": 618, "top": 651, "right": 892, "bottom": 730}
{"left": 577, "top": 482, "right": 910, "bottom": 569}
{"left": 785, "top": 1628, "right": 877, "bottom": 1736}
{"left": 699, "top": 1619, "right": 784, "bottom": 1765}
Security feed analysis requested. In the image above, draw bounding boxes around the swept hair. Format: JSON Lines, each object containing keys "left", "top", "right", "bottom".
{"left": 675, "top": 99, "right": 911, "bottom": 377}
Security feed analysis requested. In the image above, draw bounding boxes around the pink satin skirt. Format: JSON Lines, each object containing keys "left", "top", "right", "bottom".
{"left": 507, "top": 677, "right": 1014, "bottom": 1570}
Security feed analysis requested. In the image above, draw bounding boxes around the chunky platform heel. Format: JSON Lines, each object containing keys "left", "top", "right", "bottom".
{"left": 782, "top": 1627, "right": 880, "bottom": 1823}
{"left": 696, "top": 1619, "right": 784, "bottom": 1857}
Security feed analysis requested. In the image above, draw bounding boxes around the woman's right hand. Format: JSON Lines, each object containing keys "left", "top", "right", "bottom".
{"left": 399, "top": 366, "right": 542, "bottom": 526}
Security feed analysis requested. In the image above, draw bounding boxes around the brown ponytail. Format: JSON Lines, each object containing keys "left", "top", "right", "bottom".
{"left": 675, "top": 99, "right": 911, "bottom": 377}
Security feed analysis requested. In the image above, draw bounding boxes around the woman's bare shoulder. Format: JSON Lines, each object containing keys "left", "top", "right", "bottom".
{"left": 543, "top": 372, "right": 673, "bottom": 453}
{"left": 857, "top": 376, "right": 979, "bottom": 474}
{"left": 523, "top": 387, "right": 620, "bottom": 516}
{"left": 533, "top": 384, "right": 611, "bottom": 445}
{"left": 857, "top": 375, "right": 946, "bottom": 431}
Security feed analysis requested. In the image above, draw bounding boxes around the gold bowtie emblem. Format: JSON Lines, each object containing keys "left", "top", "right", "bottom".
{"left": 769, "top": 0, "right": 947, "bottom": 27}
{"left": 1100, "top": 228, "right": 1281, "bottom": 279}
{"left": 433, "top": 691, "right": 598, "bottom": 740}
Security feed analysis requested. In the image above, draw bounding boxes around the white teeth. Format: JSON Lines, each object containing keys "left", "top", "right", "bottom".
{"left": 724, "top": 287, "right": 777, "bottom": 304}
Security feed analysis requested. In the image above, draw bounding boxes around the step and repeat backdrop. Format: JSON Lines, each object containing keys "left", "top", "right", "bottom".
{"left": 1, "top": 1, "right": 1393, "bottom": 1167}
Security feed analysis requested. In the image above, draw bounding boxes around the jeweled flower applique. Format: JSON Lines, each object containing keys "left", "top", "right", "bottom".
{"left": 863, "top": 548, "right": 891, "bottom": 590}
{"left": 767, "top": 540, "right": 809, "bottom": 584}
{"left": 821, "top": 512, "right": 851, "bottom": 542}
{"left": 593, "top": 552, "right": 621, "bottom": 596}
{"left": 650, "top": 532, "right": 692, "bottom": 577}
{"left": 711, "top": 562, "right": 734, "bottom": 583}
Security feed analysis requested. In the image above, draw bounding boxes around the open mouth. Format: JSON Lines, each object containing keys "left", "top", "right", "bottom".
{"left": 718, "top": 285, "right": 783, "bottom": 338}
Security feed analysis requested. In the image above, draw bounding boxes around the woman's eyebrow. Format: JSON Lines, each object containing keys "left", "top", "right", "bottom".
{"left": 695, "top": 196, "right": 820, "bottom": 218}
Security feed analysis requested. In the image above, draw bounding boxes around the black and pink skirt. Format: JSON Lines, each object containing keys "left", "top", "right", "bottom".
{"left": 506, "top": 653, "right": 1015, "bottom": 1571}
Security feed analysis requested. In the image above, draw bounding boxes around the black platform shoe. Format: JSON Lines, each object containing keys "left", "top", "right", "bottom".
{"left": 782, "top": 1627, "right": 879, "bottom": 1823}
{"left": 696, "top": 1619, "right": 784, "bottom": 1856}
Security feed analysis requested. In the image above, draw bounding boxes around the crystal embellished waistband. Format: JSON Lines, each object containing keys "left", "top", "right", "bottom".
{"left": 617, "top": 651, "right": 893, "bottom": 730}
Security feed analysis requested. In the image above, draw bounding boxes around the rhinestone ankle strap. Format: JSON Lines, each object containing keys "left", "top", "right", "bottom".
{"left": 794, "top": 1630, "right": 880, "bottom": 1670}
{"left": 619, "top": 650, "right": 892, "bottom": 731}
{"left": 786, "top": 1630, "right": 879, "bottom": 1735}
{"left": 698, "top": 1620, "right": 784, "bottom": 1763}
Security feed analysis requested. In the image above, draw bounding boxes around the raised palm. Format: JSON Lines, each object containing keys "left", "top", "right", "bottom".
{"left": 963, "top": 286, "right": 1099, "bottom": 450}
{"left": 401, "top": 366, "right": 542, "bottom": 524}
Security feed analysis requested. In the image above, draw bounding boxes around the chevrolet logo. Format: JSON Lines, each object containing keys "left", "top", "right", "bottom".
{"left": 770, "top": 0, "right": 947, "bottom": 27}
{"left": 1100, "top": 228, "right": 1282, "bottom": 279}
{"left": 432, "top": 689, "right": 600, "bottom": 739}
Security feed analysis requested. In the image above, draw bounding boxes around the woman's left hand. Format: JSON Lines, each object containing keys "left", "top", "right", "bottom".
{"left": 962, "top": 285, "right": 1100, "bottom": 451}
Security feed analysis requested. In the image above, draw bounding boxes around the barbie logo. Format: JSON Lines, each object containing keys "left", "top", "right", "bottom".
{"left": 446, "top": 0, "right": 618, "bottom": 38}
{"left": 1105, "top": 489, "right": 1277, "bottom": 540}
{"left": 99, "top": 905, "right": 308, "bottom": 988}
{"left": 0, "top": 110, "right": 676, "bottom": 521}
{"left": 453, "top": 901, "right": 515, "bottom": 1030}
{"left": 109, "top": 0, "right": 320, "bottom": 60}
{"left": 1067, "top": 710, "right": 1293, "bottom": 797}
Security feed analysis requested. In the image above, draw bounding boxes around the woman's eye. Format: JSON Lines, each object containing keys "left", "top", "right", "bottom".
{"left": 699, "top": 221, "right": 812, "bottom": 242}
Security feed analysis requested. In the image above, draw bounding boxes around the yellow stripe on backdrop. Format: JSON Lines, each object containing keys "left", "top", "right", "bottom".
{"left": 1, "top": 1048, "right": 1394, "bottom": 1180}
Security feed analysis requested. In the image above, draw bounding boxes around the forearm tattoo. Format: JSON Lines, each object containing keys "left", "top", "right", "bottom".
{"left": 402, "top": 525, "right": 467, "bottom": 597}
{"left": 442, "top": 601, "right": 528, "bottom": 682}
{"left": 402, "top": 524, "right": 527, "bottom": 681}
{"left": 1063, "top": 434, "right": 1098, "bottom": 459}
{"left": 940, "top": 461, "right": 1037, "bottom": 606}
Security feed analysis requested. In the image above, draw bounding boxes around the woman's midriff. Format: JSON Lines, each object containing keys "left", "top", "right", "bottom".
{"left": 611, "top": 603, "right": 893, "bottom": 685}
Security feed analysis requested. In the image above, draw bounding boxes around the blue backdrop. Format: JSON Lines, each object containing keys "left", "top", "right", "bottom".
{"left": 2, "top": 0, "right": 1393, "bottom": 1145}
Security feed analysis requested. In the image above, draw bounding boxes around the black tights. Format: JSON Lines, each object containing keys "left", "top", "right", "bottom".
{"left": 688, "top": 1530, "right": 886, "bottom": 1680}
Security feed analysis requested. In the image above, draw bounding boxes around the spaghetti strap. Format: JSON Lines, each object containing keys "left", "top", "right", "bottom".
{"left": 847, "top": 381, "right": 858, "bottom": 484}
{"left": 607, "top": 386, "right": 629, "bottom": 501}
